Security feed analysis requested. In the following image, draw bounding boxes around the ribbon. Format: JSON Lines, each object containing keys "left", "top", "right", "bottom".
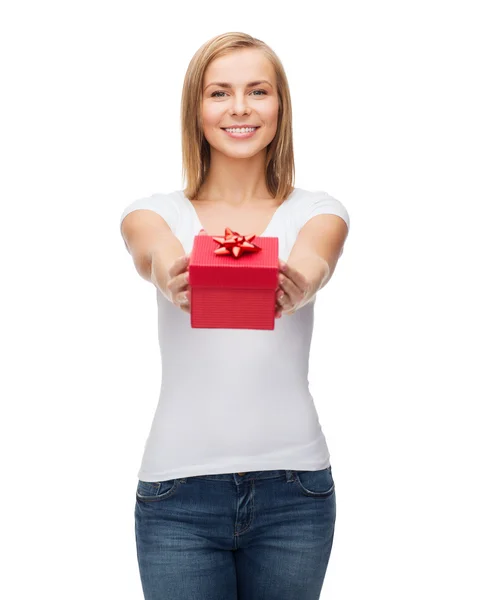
{"left": 212, "top": 227, "right": 262, "bottom": 258}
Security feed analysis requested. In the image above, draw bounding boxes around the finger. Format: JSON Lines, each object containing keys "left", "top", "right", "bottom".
{"left": 277, "top": 293, "right": 295, "bottom": 316}
{"left": 277, "top": 289, "right": 293, "bottom": 312}
{"left": 279, "top": 260, "right": 309, "bottom": 295}
{"left": 168, "top": 253, "right": 190, "bottom": 278}
{"left": 278, "top": 273, "right": 304, "bottom": 305}
{"left": 279, "top": 269, "right": 308, "bottom": 299}
{"left": 167, "top": 271, "right": 190, "bottom": 297}
{"left": 176, "top": 289, "right": 190, "bottom": 310}
{"left": 179, "top": 302, "right": 191, "bottom": 314}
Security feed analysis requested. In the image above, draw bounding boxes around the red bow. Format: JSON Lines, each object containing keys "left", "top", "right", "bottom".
{"left": 212, "top": 227, "right": 262, "bottom": 258}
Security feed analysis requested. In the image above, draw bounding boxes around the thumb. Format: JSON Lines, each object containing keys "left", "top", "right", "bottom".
{"left": 199, "top": 228, "right": 209, "bottom": 236}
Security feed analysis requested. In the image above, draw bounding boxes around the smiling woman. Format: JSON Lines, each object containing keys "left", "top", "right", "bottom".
{"left": 121, "top": 31, "right": 349, "bottom": 600}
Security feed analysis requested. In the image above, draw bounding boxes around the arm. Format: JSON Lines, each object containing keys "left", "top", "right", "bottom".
{"left": 121, "top": 209, "right": 186, "bottom": 301}
{"left": 285, "top": 213, "right": 349, "bottom": 310}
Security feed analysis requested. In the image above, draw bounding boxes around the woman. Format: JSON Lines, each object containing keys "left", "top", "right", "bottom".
{"left": 120, "top": 32, "right": 350, "bottom": 600}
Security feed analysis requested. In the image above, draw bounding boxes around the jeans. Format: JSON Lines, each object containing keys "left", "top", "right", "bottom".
{"left": 135, "top": 467, "right": 336, "bottom": 600}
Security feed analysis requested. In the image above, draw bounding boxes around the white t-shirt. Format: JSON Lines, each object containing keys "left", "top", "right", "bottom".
{"left": 120, "top": 188, "right": 350, "bottom": 482}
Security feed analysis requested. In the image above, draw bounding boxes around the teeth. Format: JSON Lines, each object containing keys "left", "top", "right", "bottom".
{"left": 224, "top": 127, "right": 257, "bottom": 133}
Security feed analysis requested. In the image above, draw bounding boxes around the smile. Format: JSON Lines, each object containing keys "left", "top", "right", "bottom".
{"left": 221, "top": 127, "right": 260, "bottom": 139}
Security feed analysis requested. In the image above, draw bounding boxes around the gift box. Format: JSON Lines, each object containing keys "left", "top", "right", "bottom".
{"left": 188, "top": 228, "right": 279, "bottom": 330}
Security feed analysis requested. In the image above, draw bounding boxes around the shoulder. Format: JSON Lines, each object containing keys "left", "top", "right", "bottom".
{"left": 119, "top": 190, "right": 184, "bottom": 232}
{"left": 290, "top": 187, "right": 350, "bottom": 233}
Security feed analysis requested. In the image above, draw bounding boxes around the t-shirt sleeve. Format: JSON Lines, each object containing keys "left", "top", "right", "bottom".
{"left": 296, "top": 191, "right": 350, "bottom": 233}
{"left": 119, "top": 193, "right": 180, "bottom": 251}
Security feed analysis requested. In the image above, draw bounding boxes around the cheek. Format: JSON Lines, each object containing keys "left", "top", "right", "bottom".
{"left": 259, "top": 101, "right": 279, "bottom": 128}
{"left": 202, "top": 104, "right": 222, "bottom": 127}
{"left": 260, "top": 118, "right": 278, "bottom": 137}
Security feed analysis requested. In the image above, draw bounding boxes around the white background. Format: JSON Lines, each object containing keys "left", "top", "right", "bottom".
{"left": 1, "top": 1, "right": 480, "bottom": 598}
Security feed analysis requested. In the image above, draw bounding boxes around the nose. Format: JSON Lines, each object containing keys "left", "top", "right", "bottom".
{"left": 231, "top": 93, "right": 251, "bottom": 116}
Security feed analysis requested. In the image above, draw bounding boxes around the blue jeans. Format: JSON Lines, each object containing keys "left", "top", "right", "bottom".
{"left": 134, "top": 467, "right": 336, "bottom": 599}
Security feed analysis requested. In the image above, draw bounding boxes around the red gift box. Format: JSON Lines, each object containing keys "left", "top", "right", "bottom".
{"left": 189, "top": 228, "right": 279, "bottom": 330}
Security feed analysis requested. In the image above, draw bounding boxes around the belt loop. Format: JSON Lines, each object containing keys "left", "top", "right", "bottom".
{"left": 285, "top": 470, "right": 295, "bottom": 482}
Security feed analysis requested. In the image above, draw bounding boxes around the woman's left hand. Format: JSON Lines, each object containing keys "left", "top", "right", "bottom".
{"left": 275, "top": 260, "right": 312, "bottom": 318}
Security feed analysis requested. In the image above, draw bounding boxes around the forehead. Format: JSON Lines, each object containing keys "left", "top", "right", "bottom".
{"left": 204, "top": 49, "right": 275, "bottom": 84}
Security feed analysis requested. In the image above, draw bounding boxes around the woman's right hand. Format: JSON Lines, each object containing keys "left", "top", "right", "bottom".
{"left": 166, "top": 253, "right": 192, "bottom": 314}
{"left": 167, "top": 230, "right": 213, "bottom": 313}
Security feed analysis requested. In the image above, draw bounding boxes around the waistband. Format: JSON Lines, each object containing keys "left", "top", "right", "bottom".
{"left": 180, "top": 470, "right": 296, "bottom": 484}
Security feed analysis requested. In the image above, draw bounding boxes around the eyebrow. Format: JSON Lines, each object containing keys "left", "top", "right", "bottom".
{"left": 204, "top": 80, "right": 273, "bottom": 91}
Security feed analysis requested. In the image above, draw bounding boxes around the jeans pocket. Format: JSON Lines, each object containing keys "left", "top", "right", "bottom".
{"left": 136, "top": 478, "right": 180, "bottom": 502}
{"left": 292, "top": 466, "right": 335, "bottom": 498}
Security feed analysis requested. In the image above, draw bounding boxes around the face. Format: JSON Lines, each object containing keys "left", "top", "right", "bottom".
{"left": 201, "top": 48, "right": 279, "bottom": 159}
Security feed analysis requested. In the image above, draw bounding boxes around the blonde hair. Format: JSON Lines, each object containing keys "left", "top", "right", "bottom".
{"left": 180, "top": 32, "right": 295, "bottom": 202}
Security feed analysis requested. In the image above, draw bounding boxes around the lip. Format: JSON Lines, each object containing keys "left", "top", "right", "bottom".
{"left": 221, "top": 126, "right": 260, "bottom": 139}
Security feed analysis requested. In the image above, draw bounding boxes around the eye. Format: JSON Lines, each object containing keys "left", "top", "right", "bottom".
{"left": 210, "top": 89, "right": 268, "bottom": 98}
